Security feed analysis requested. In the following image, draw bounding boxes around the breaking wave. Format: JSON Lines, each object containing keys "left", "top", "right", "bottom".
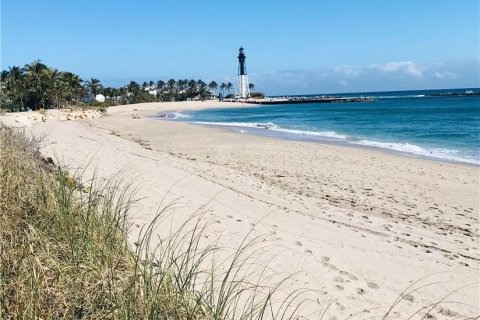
{"left": 190, "top": 121, "right": 479, "bottom": 165}
{"left": 356, "top": 140, "right": 479, "bottom": 165}
{"left": 171, "top": 111, "right": 191, "bottom": 119}
{"left": 375, "top": 94, "right": 426, "bottom": 99}
{"left": 191, "top": 121, "right": 347, "bottom": 140}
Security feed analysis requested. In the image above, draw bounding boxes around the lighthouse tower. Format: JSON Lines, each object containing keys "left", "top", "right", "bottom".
{"left": 237, "top": 47, "right": 250, "bottom": 99}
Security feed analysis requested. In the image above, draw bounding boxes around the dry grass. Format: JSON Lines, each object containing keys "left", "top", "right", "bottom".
{"left": 1, "top": 126, "right": 476, "bottom": 319}
{"left": 1, "top": 126, "right": 136, "bottom": 318}
{"left": 0, "top": 126, "right": 308, "bottom": 319}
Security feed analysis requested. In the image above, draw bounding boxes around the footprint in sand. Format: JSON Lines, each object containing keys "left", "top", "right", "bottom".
{"left": 333, "top": 276, "right": 345, "bottom": 283}
{"left": 328, "top": 264, "right": 339, "bottom": 271}
{"left": 367, "top": 281, "right": 379, "bottom": 289}
{"left": 346, "top": 273, "right": 358, "bottom": 281}
{"left": 356, "top": 288, "right": 366, "bottom": 295}
{"left": 438, "top": 307, "right": 459, "bottom": 317}
{"left": 295, "top": 241, "right": 303, "bottom": 246}
{"left": 403, "top": 294, "right": 414, "bottom": 302}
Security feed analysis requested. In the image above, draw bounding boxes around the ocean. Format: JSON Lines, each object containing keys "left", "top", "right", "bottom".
{"left": 162, "top": 88, "right": 480, "bottom": 165}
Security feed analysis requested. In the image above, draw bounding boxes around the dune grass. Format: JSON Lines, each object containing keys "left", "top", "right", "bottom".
{"left": 1, "top": 125, "right": 476, "bottom": 319}
{"left": 0, "top": 126, "right": 309, "bottom": 319}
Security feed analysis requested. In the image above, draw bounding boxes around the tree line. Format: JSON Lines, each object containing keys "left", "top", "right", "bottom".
{"left": 1, "top": 60, "right": 259, "bottom": 112}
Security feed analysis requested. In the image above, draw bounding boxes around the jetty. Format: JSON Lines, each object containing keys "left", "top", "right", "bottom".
{"left": 224, "top": 96, "right": 375, "bottom": 105}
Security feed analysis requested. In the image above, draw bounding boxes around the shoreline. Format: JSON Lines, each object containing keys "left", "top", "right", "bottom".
{"left": 3, "top": 101, "right": 478, "bottom": 167}
{"left": 145, "top": 102, "right": 479, "bottom": 167}
{"left": 174, "top": 120, "right": 480, "bottom": 168}
{"left": 2, "top": 101, "right": 479, "bottom": 317}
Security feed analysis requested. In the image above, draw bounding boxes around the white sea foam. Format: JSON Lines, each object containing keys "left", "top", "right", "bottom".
{"left": 192, "top": 121, "right": 278, "bottom": 129}
{"left": 192, "top": 121, "right": 347, "bottom": 140}
{"left": 375, "top": 95, "right": 426, "bottom": 99}
{"left": 273, "top": 127, "right": 347, "bottom": 140}
{"left": 171, "top": 111, "right": 191, "bottom": 119}
{"left": 356, "top": 140, "right": 479, "bottom": 165}
{"left": 189, "top": 121, "right": 479, "bottom": 165}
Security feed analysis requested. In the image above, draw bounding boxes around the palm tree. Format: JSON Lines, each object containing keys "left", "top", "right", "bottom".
{"left": 167, "top": 79, "right": 176, "bottom": 92}
{"left": 208, "top": 81, "right": 218, "bottom": 96}
{"left": 119, "top": 87, "right": 127, "bottom": 103}
{"left": 25, "top": 60, "right": 48, "bottom": 110}
{"left": 111, "top": 87, "right": 121, "bottom": 101}
{"left": 249, "top": 83, "right": 255, "bottom": 92}
{"left": 2, "top": 66, "right": 27, "bottom": 110}
{"left": 85, "top": 78, "right": 102, "bottom": 100}
{"left": 156, "top": 80, "right": 165, "bottom": 92}
{"left": 197, "top": 80, "right": 207, "bottom": 99}
{"left": 44, "top": 68, "right": 63, "bottom": 108}
{"left": 126, "top": 81, "right": 141, "bottom": 103}
{"left": 220, "top": 82, "right": 227, "bottom": 96}
{"left": 187, "top": 79, "right": 197, "bottom": 95}
{"left": 226, "top": 82, "right": 233, "bottom": 95}
{"left": 9, "top": 66, "right": 26, "bottom": 108}
{"left": 127, "top": 81, "right": 140, "bottom": 93}
{"left": 1, "top": 70, "right": 9, "bottom": 82}
{"left": 61, "top": 72, "right": 83, "bottom": 105}
{"left": 177, "top": 79, "right": 187, "bottom": 92}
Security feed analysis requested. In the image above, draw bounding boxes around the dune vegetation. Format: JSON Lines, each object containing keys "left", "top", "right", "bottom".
{"left": 0, "top": 126, "right": 308, "bottom": 319}
{"left": 0, "top": 122, "right": 473, "bottom": 319}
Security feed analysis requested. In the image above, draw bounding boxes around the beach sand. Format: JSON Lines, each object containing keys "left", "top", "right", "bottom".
{"left": 4, "top": 101, "right": 478, "bottom": 318}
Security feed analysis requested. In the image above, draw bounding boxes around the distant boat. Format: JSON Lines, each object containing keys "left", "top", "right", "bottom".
{"left": 465, "top": 90, "right": 473, "bottom": 94}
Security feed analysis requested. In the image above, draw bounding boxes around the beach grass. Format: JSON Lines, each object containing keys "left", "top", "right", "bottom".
{"left": 1, "top": 125, "right": 475, "bottom": 319}
{"left": 0, "top": 126, "right": 308, "bottom": 319}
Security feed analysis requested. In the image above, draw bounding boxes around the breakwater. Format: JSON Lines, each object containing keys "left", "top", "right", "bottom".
{"left": 225, "top": 96, "right": 374, "bottom": 105}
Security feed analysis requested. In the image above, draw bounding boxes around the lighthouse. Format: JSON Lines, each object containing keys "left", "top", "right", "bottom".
{"left": 237, "top": 47, "right": 250, "bottom": 99}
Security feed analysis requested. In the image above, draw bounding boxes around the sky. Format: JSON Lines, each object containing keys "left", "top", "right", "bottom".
{"left": 1, "top": 0, "right": 479, "bottom": 95}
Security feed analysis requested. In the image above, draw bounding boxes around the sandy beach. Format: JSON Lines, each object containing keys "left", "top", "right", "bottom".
{"left": 3, "top": 101, "right": 478, "bottom": 318}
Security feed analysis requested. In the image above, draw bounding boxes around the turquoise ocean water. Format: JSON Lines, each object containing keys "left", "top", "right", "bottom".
{"left": 159, "top": 89, "right": 480, "bottom": 165}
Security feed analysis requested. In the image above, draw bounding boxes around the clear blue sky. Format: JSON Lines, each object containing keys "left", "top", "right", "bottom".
{"left": 2, "top": 0, "right": 479, "bottom": 95}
